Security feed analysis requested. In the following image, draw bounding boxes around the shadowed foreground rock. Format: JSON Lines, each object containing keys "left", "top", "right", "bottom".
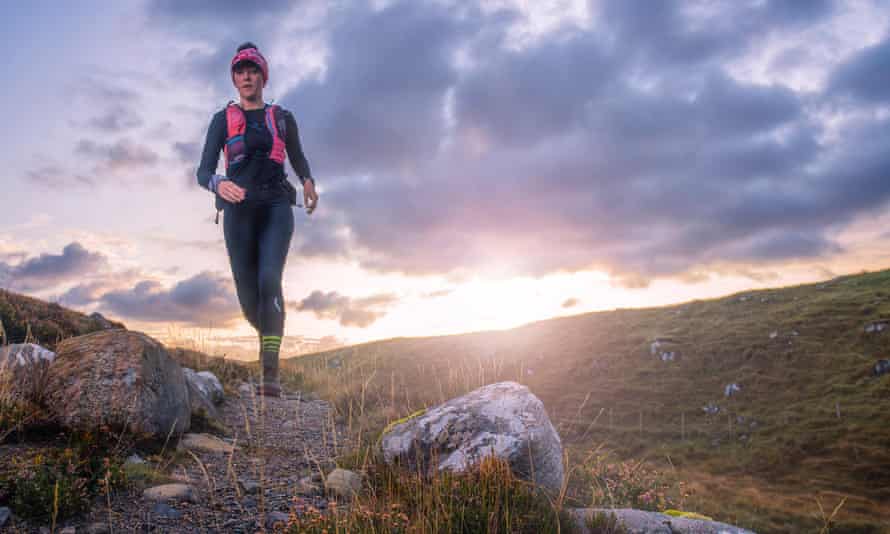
{"left": 183, "top": 367, "right": 224, "bottom": 421}
{"left": 380, "top": 381, "right": 564, "bottom": 494}
{"left": 45, "top": 330, "right": 191, "bottom": 439}
{"left": 569, "top": 508, "right": 757, "bottom": 534}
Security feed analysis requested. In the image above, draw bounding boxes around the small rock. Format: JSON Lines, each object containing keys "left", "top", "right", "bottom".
{"left": 0, "top": 507, "right": 9, "bottom": 527}
{"left": 874, "top": 359, "right": 890, "bottom": 376}
{"left": 266, "top": 512, "right": 290, "bottom": 528}
{"left": 327, "top": 356, "right": 342, "bottom": 369}
{"left": 89, "top": 312, "right": 120, "bottom": 330}
{"left": 324, "top": 468, "right": 362, "bottom": 499}
{"left": 239, "top": 479, "right": 261, "bottom": 495}
{"left": 153, "top": 502, "right": 182, "bottom": 519}
{"left": 724, "top": 383, "right": 741, "bottom": 397}
{"left": 295, "top": 476, "right": 321, "bottom": 496}
{"left": 266, "top": 511, "right": 290, "bottom": 528}
{"left": 179, "top": 433, "right": 237, "bottom": 454}
{"left": 769, "top": 331, "right": 778, "bottom": 339}
{"left": 83, "top": 524, "right": 110, "bottom": 534}
{"left": 143, "top": 483, "right": 198, "bottom": 503}
{"left": 125, "top": 453, "right": 146, "bottom": 465}
{"left": 702, "top": 402, "right": 719, "bottom": 415}
{"left": 865, "top": 321, "right": 888, "bottom": 334}
{"left": 738, "top": 295, "right": 750, "bottom": 302}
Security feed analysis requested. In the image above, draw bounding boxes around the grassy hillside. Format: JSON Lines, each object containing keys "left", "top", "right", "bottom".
{"left": 0, "top": 289, "right": 125, "bottom": 351}
{"left": 282, "top": 269, "right": 890, "bottom": 533}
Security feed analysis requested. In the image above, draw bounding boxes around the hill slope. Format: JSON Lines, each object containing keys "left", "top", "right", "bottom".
{"left": 283, "top": 269, "right": 890, "bottom": 533}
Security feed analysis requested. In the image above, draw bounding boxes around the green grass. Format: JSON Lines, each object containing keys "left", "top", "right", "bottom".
{"left": 286, "top": 454, "right": 579, "bottom": 533}
{"left": 281, "top": 268, "right": 890, "bottom": 533}
{"left": 5, "top": 268, "right": 890, "bottom": 532}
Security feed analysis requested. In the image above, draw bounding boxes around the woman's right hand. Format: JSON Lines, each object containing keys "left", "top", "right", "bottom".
{"left": 218, "top": 179, "right": 246, "bottom": 203}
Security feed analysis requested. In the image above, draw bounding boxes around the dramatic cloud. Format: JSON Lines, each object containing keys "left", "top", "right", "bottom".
{"left": 294, "top": 290, "right": 398, "bottom": 328}
{"left": 0, "top": 242, "right": 108, "bottom": 292}
{"left": 24, "top": 165, "right": 96, "bottom": 188}
{"left": 266, "top": 0, "right": 875, "bottom": 287}
{"left": 54, "top": 268, "right": 145, "bottom": 307}
{"left": 98, "top": 271, "right": 241, "bottom": 327}
{"left": 75, "top": 139, "right": 159, "bottom": 172}
{"left": 86, "top": 105, "right": 144, "bottom": 132}
{"left": 172, "top": 141, "right": 201, "bottom": 164}
{"left": 828, "top": 34, "right": 890, "bottom": 103}
{"left": 280, "top": 1, "right": 484, "bottom": 178}
{"left": 135, "top": 0, "right": 885, "bottom": 288}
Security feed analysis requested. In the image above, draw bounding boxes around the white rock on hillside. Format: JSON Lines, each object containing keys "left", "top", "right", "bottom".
{"left": 569, "top": 508, "right": 756, "bottom": 534}
{"left": 380, "top": 381, "right": 564, "bottom": 494}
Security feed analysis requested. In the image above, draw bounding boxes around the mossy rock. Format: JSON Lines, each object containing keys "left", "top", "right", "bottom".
{"left": 663, "top": 509, "right": 713, "bottom": 521}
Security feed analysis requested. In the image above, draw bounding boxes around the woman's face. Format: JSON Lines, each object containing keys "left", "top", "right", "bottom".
{"left": 233, "top": 62, "right": 264, "bottom": 100}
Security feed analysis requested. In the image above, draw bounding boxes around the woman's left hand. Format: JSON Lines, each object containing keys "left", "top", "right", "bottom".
{"left": 303, "top": 179, "right": 319, "bottom": 214}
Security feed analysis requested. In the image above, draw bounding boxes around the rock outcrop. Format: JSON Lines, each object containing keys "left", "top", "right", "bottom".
{"left": 380, "top": 381, "right": 564, "bottom": 494}
{"left": 569, "top": 508, "right": 756, "bottom": 534}
{"left": 45, "top": 330, "right": 191, "bottom": 439}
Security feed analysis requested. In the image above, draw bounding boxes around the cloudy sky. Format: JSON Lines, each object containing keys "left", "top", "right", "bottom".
{"left": 3, "top": 0, "right": 890, "bottom": 352}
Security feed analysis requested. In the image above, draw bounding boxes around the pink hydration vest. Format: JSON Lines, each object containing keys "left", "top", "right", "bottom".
{"left": 223, "top": 101, "right": 287, "bottom": 171}
{"left": 214, "top": 101, "right": 289, "bottom": 224}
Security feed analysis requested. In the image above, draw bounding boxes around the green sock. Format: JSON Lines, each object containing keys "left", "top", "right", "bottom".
{"left": 260, "top": 335, "right": 281, "bottom": 386}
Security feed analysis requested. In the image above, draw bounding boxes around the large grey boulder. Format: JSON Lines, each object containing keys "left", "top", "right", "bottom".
{"left": 380, "top": 381, "right": 563, "bottom": 494}
{"left": 183, "top": 367, "right": 224, "bottom": 420}
{"left": 0, "top": 343, "right": 56, "bottom": 404}
{"left": 569, "top": 508, "right": 756, "bottom": 534}
{"left": 45, "top": 330, "right": 191, "bottom": 439}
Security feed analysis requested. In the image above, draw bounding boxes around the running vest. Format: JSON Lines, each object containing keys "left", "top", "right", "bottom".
{"left": 223, "top": 101, "right": 287, "bottom": 171}
{"left": 214, "top": 102, "right": 289, "bottom": 223}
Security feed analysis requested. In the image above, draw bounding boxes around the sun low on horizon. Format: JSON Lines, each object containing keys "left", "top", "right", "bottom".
{"left": 4, "top": 0, "right": 890, "bottom": 357}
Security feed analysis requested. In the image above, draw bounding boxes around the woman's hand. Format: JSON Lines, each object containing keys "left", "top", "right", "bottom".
{"left": 218, "top": 180, "right": 246, "bottom": 203}
{"left": 303, "top": 179, "right": 319, "bottom": 214}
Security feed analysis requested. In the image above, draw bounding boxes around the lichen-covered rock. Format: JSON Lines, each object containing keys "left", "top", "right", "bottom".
{"left": 45, "top": 330, "right": 190, "bottom": 439}
{"left": 183, "top": 368, "right": 224, "bottom": 421}
{"left": 569, "top": 508, "right": 756, "bottom": 534}
{"left": 0, "top": 343, "right": 55, "bottom": 403}
{"left": 380, "top": 381, "right": 563, "bottom": 494}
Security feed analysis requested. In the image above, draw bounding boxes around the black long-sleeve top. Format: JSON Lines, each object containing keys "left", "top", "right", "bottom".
{"left": 196, "top": 104, "right": 313, "bottom": 203}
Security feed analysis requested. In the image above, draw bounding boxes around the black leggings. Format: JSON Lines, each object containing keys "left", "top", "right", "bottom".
{"left": 223, "top": 199, "right": 294, "bottom": 337}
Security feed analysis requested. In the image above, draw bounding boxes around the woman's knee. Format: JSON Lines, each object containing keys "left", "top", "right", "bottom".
{"left": 257, "top": 270, "right": 283, "bottom": 298}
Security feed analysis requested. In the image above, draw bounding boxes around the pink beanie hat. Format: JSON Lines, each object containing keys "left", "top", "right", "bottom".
{"left": 231, "top": 45, "right": 269, "bottom": 87}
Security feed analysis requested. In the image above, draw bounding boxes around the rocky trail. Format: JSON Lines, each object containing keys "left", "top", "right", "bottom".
{"left": 2, "top": 386, "right": 345, "bottom": 533}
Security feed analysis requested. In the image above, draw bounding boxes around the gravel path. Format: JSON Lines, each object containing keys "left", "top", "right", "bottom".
{"left": 2, "top": 386, "right": 346, "bottom": 533}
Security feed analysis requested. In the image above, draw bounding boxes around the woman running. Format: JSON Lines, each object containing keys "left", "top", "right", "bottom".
{"left": 196, "top": 42, "right": 318, "bottom": 397}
